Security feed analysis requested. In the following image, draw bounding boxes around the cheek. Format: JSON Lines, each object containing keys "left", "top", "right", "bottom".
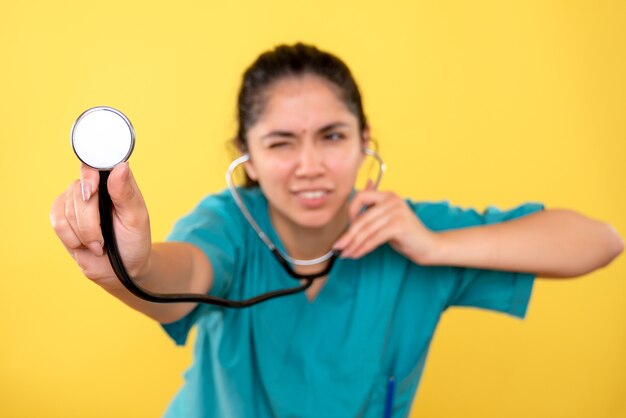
{"left": 254, "top": 157, "right": 293, "bottom": 188}
{"left": 326, "top": 152, "right": 362, "bottom": 183}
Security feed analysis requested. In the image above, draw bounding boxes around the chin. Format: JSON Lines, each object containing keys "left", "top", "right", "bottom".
{"left": 292, "top": 210, "right": 337, "bottom": 229}
{"left": 275, "top": 200, "right": 345, "bottom": 230}
{"left": 267, "top": 189, "right": 350, "bottom": 230}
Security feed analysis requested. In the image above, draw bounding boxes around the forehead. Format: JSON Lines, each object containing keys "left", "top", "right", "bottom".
{"left": 254, "top": 75, "right": 357, "bottom": 130}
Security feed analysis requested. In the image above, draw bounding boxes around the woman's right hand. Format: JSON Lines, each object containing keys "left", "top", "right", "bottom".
{"left": 50, "top": 162, "right": 152, "bottom": 289}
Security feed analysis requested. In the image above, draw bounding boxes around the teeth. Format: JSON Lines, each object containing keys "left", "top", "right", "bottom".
{"left": 299, "top": 191, "right": 326, "bottom": 199}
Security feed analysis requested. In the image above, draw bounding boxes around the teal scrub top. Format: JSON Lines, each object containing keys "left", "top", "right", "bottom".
{"left": 161, "top": 187, "right": 544, "bottom": 418}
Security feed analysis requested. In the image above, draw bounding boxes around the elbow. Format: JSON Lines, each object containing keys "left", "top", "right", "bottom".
{"left": 586, "top": 223, "right": 624, "bottom": 274}
{"left": 574, "top": 210, "right": 624, "bottom": 267}
{"left": 605, "top": 223, "right": 624, "bottom": 263}
{"left": 559, "top": 220, "right": 623, "bottom": 279}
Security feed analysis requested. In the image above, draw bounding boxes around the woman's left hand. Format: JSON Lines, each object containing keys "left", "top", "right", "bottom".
{"left": 333, "top": 184, "right": 440, "bottom": 263}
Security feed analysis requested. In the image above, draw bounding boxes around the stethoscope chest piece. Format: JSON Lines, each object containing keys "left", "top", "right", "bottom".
{"left": 71, "top": 106, "right": 135, "bottom": 170}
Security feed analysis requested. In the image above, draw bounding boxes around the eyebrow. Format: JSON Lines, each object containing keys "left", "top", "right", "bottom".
{"left": 260, "top": 122, "right": 349, "bottom": 140}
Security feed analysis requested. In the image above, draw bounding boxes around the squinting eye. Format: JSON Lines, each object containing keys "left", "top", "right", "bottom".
{"left": 268, "top": 142, "right": 289, "bottom": 149}
{"left": 324, "top": 132, "right": 345, "bottom": 141}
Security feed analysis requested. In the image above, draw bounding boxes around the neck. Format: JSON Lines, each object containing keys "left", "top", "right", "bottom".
{"left": 269, "top": 204, "right": 349, "bottom": 261}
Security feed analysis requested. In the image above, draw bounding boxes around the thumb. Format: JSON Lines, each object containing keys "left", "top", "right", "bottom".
{"left": 106, "top": 162, "right": 146, "bottom": 217}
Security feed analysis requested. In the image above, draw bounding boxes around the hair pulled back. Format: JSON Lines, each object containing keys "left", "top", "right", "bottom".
{"left": 233, "top": 43, "right": 368, "bottom": 186}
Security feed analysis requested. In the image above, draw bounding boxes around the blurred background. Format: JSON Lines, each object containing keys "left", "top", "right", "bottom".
{"left": 1, "top": 1, "right": 624, "bottom": 417}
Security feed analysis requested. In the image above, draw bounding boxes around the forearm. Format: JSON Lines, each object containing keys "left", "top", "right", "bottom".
{"left": 423, "top": 209, "right": 624, "bottom": 278}
{"left": 101, "top": 242, "right": 212, "bottom": 323}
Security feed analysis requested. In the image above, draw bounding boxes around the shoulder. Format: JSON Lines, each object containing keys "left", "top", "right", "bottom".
{"left": 171, "top": 186, "right": 265, "bottom": 232}
{"left": 404, "top": 199, "right": 460, "bottom": 231}
{"left": 405, "top": 198, "right": 544, "bottom": 231}
{"left": 191, "top": 187, "right": 266, "bottom": 219}
{"left": 196, "top": 186, "right": 263, "bottom": 210}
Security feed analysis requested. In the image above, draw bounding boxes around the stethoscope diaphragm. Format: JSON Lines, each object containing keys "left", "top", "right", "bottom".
{"left": 71, "top": 106, "right": 135, "bottom": 170}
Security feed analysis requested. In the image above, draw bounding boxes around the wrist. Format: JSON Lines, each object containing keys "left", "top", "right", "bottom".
{"left": 132, "top": 247, "right": 154, "bottom": 284}
{"left": 103, "top": 245, "right": 153, "bottom": 288}
{"left": 99, "top": 261, "right": 153, "bottom": 296}
{"left": 418, "top": 231, "right": 448, "bottom": 266}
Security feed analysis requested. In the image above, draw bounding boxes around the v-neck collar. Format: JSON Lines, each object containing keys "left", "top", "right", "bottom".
{"left": 255, "top": 191, "right": 345, "bottom": 308}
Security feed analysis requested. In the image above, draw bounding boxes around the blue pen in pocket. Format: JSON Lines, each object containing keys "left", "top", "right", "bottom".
{"left": 383, "top": 376, "right": 395, "bottom": 418}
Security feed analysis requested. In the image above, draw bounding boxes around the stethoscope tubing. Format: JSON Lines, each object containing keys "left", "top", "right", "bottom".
{"left": 226, "top": 149, "right": 385, "bottom": 267}
{"left": 98, "top": 148, "right": 383, "bottom": 308}
{"left": 98, "top": 171, "right": 333, "bottom": 308}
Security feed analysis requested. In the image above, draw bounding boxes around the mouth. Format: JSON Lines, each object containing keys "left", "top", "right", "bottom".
{"left": 291, "top": 189, "right": 332, "bottom": 208}
{"left": 296, "top": 190, "right": 327, "bottom": 199}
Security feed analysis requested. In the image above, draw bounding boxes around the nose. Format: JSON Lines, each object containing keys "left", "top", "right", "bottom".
{"left": 294, "top": 141, "right": 325, "bottom": 179}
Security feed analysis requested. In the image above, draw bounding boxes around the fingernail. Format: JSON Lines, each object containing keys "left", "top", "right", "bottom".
{"left": 81, "top": 180, "right": 92, "bottom": 201}
{"left": 88, "top": 241, "right": 103, "bottom": 257}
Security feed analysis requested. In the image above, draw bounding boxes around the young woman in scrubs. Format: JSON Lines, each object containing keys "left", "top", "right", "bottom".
{"left": 50, "top": 43, "right": 624, "bottom": 417}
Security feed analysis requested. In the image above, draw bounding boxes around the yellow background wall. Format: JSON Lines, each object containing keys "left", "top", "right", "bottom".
{"left": 1, "top": 1, "right": 624, "bottom": 417}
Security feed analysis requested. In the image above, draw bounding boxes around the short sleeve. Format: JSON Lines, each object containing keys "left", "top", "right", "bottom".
{"left": 411, "top": 200, "right": 545, "bottom": 319}
{"left": 160, "top": 190, "right": 244, "bottom": 345}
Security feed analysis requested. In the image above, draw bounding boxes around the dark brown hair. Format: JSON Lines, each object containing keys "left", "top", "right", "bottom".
{"left": 233, "top": 43, "right": 368, "bottom": 186}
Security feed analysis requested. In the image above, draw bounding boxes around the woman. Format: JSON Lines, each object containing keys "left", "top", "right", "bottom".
{"left": 50, "top": 43, "right": 623, "bottom": 417}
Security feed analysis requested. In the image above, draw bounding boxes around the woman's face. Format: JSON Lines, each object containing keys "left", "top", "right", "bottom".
{"left": 245, "top": 75, "right": 367, "bottom": 230}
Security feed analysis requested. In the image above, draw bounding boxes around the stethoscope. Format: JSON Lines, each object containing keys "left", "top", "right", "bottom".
{"left": 71, "top": 106, "right": 386, "bottom": 308}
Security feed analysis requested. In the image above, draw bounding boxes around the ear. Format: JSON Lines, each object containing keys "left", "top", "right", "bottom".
{"left": 244, "top": 157, "right": 259, "bottom": 181}
{"left": 234, "top": 139, "right": 258, "bottom": 181}
{"left": 359, "top": 126, "right": 371, "bottom": 163}
{"left": 361, "top": 125, "right": 371, "bottom": 149}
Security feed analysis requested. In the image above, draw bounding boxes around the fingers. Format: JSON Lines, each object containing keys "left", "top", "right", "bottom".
{"left": 50, "top": 188, "right": 82, "bottom": 254}
{"left": 80, "top": 163, "right": 100, "bottom": 201}
{"left": 334, "top": 187, "right": 417, "bottom": 259}
{"left": 72, "top": 176, "right": 104, "bottom": 256}
{"left": 50, "top": 178, "right": 104, "bottom": 258}
{"left": 343, "top": 223, "right": 396, "bottom": 259}
{"left": 335, "top": 197, "right": 399, "bottom": 257}
{"left": 348, "top": 189, "right": 389, "bottom": 220}
{"left": 106, "top": 162, "right": 148, "bottom": 229}
{"left": 72, "top": 247, "right": 114, "bottom": 281}
{"left": 63, "top": 183, "right": 81, "bottom": 249}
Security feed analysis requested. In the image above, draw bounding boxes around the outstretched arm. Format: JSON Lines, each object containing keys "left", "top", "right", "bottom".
{"left": 423, "top": 208, "right": 624, "bottom": 278}
{"left": 50, "top": 163, "right": 214, "bottom": 324}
